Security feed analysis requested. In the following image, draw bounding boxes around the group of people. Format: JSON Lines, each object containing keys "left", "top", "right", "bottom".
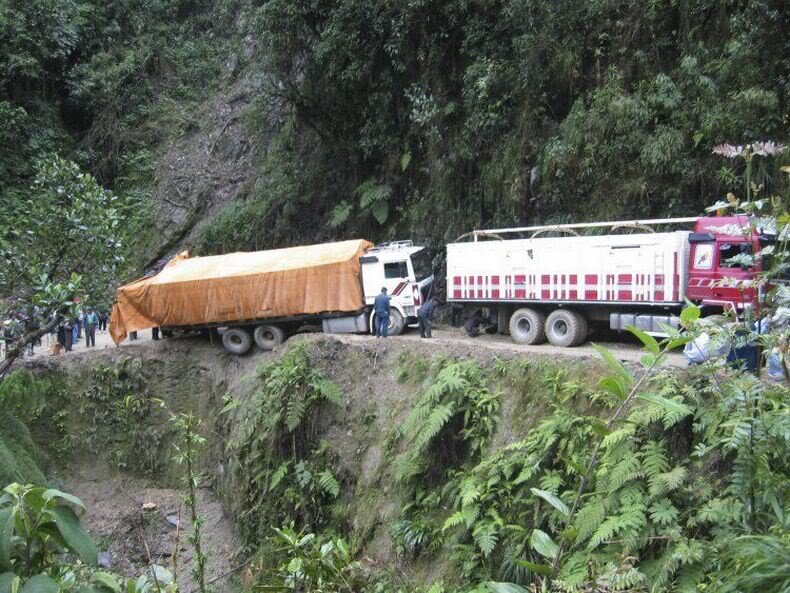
{"left": 372, "top": 286, "right": 438, "bottom": 339}
{"left": 372, "top": 287, "right": 495, "bottom": 340}
{"left": 55, "top": 309, "right": 109, "bottom": 353}
{"left": 1, "top": 311, "right": 40, "bottom": 357}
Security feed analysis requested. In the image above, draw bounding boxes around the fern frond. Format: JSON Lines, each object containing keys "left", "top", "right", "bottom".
{"left": 649, "top": 499, "right": 679, "bottom": 526}
{"left": 575, "top": 498, "right": 608, "bottom": 543}
{"left": 317, "top": 469, "right": 341, "bottom": 498}
{"left": 415, "top": 402, "right": 456, "bottom": 450}
{"left": 602, "top": 426, "right": 635, "bottom": 450}
{"left": 650, "top": 465, "right": 687, "bottom": 497}
{"left": 268, "top": 461, "right": 290, "bottom": 492}
{"left": 310, "top": 378, "right": 344, "bottom": 406}
{"left": 641, "top": 439, "right": 669, "bottom": 480}
{"left": 473, "top": 524, "right": 499, "bottom": 557}
{"left": 285, "top": 394, "right": 307, "bottom": 433}
{"left": 606, "top": 453, "right": 643, "bottom": 491}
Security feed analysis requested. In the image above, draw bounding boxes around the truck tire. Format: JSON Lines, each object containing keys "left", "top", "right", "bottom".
{"left": 369, "top": 309, "right": 406, "bottom": 336}
{"left": 222, "top": 327, "right": 252, "bottom": 355}
{"left": 509, "top": 308, "right": 546, "bottom": 345}
{"left": 254, "top": 324, "right": 286, "bottom": 351}
{"left": 545, "top": 309, "right": 585, "bottom": 347}
{"left": 388, "top": 309, "right": 405, "bottom": 336}
{"left": 572, "top": 314, "right": 589, "bottom": 346}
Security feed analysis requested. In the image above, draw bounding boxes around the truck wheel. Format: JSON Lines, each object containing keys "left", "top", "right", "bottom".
{"left": 222, "top": 327, "right": 252, "bottom": 355}
{"left": 509, "top": 308, "right": 546, "bottom": 345}
{"left": 254, "top": 324, "right": 286, "bottom": 351}
{"left": 545, "top": 310, "right": 585, "bottom": 347}
{"left": 573, "top": 315, "right": 589, "bottom": 346}
{"left": 388, "top": 310, "right": 405, "bottom": 336}
{"left": 497, "top": 306, "right": 510, "bottom": 335}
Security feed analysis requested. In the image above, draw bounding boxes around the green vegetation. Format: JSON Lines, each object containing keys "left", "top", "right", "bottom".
{"left": 0, "top": 412, "right": 46, "bottom": 488}
{"left": 172, "top": 413, "right": 209, "bottom": 593}
{"left": 230, "top": 344, "right": 346, "bottom": 541}
{"left": 0, "top": 156, "right": 126, "bottom": 377}
{"left": 197, "top": 0, "right": 788, "bottom": 253}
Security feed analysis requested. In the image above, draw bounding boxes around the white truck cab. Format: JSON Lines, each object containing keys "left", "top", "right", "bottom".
{"left": 360, "top": 241, "right": 434, "bottom": 335}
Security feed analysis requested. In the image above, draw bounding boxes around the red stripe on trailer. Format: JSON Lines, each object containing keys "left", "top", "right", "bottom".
{"left": 453, "top": 276, "right": 462, "bottom": 299}
{"left": 569, "top": 274, "right": 577, "bottom": 284}
{"left": 491, "top": 275, "right": 500, "bottom": 299}
{"left": 618, "top": 274, "right": 632, "bottom": 284}
{"left": 585, "top": 290, "right": 597, "bottom": 300}
{"left": 514, "top": 274, "right": 526, "bottom": 298}
{"left": 672, "top": 254, "right": 679, "bottom": 301}
{"left": 655, "top": 274, "right": 664, "bottom": 285}
{"left": 477, "top": 276, "right": 484, "bottom": 298}
{"left": 585, "top": 274, "right": 597, "bottom": 285}
{"left": 569, "top": 290, "right": 578, "bottom": 299}
{"left": 542, "top": 288, "right": 550, "bottom": 299}
{"left": 655, "top": 291, "right": 664, "bottom": 300}
{"left": 619, "top": 290, "right": 632, "bottom": 300}
{"left": 541, "top": 274, "right": 550, "bottom": 285}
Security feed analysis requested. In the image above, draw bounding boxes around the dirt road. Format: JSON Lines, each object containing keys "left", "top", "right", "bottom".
{"left": 25, "top": 326, "right": 152, "bottom": 360}
{"left": 28, "top": 323, "right": 686, "bottom": 368}
{"left": 334, "top": 326, "right": 688, "bottom": 367}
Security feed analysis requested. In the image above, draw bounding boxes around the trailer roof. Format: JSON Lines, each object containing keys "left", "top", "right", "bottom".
{"left": 469, "top": 217, "right": 698, "bottom": 239}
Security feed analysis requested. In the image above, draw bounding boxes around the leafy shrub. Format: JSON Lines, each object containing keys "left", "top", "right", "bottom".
{"left": 231, "top": 344, "right": 345, "bottom": 540}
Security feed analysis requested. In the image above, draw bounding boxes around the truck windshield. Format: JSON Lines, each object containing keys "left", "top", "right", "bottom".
{"left": 411, "top": 249, "right": 433, "bottom": 281}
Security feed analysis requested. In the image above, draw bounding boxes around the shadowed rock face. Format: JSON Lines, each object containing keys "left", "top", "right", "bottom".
{"left": 145, "top": 71, "right": 286, "bottom": 268}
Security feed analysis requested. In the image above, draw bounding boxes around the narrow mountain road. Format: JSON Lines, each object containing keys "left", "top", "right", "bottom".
{"left": 24, "top": 323, "right": 686, "bottom": 368}
{"left": 334, "top": 326, "right": 688, "bottom": 367}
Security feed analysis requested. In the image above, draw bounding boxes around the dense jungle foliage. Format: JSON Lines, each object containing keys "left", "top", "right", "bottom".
{"left": 1, "top": 0, "right": 788, "bottom": 260}
{"left": 1, "top": 1, "right": 789, "bottom": 592}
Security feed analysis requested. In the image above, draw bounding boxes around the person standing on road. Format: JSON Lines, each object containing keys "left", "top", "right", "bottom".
{"left": 85, "top": 309, "right": 98, "bottom": 347}
{"left": 57, "top": 322, "right": 66, "bottom": 353}
{"left": 418, "top": 296, "right": 437, "bottom": 339}
{"left": 64, "top": 319, "right": 73, "bottom": 352}
{"left": 373, "top": 287, "right": 391, "bottom": 338}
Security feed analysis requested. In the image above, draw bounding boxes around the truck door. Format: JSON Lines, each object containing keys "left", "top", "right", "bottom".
{"left": 711, "top": 240, "right": 756, "bottom": 308}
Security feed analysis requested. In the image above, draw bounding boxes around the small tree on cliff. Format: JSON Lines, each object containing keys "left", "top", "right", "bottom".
{"left": 0, "top": 155, "right": 124, "bottom": 378}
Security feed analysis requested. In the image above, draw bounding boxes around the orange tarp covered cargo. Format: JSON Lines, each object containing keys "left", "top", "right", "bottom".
{"left": 109, "top": 239, "right": 373, "bottom": 344}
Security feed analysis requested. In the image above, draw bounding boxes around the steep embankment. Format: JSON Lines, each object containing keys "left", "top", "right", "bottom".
{"left": 10, "top": 334, "right": 617, "bottom": 588}
{"left": 8, "top": 331, "right": 784, "bottom": 592}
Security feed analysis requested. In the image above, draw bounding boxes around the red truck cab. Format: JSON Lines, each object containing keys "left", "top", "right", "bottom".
{"left": 686, "top": 215, "right": 760, "bottom": 311}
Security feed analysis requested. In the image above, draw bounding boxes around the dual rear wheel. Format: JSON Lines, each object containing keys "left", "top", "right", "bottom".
{"left": 222, "top": 324, "right": 286, "bottom": 355}
{"left": 509, "top": 307, "right": 587, "bottom": 347}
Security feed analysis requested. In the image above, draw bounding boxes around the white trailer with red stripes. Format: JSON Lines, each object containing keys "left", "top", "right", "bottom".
{"left": 447, "top": 216, "right": 762, "bottom": 346}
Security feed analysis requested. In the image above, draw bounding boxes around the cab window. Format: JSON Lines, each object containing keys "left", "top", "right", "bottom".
{"left": 384, "top": 261, "right": 409, "bottom": 279}
{"left": 718, "top": 242, "right": 753, "bottom": 269}
{"left": 693, "top": 244, "right": 713, "bottom": 269}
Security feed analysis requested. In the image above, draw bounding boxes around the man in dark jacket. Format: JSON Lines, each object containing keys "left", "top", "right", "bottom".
{"left": 464, "top": 309, "right": 487, "bottom": 337}
{"left": 418, "top": 296, "right": 437, "bottom": 338}
{"left": 373, "top": 287, "right": 391, "bottom": 338}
